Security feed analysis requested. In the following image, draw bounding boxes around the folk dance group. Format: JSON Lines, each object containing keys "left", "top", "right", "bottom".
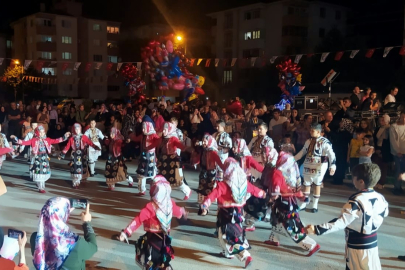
{"left": 0, "top": 117, "right": 389, "bottom": 269}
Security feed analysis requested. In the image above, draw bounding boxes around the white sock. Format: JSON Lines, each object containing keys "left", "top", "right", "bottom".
{"left": 312, "top": 196, "right": 320, "bottom": 209}
{"left": 89, "top": 162, "right": 95, "bottom": 174}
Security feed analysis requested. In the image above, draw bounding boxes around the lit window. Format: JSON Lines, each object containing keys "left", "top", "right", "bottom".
{"left": 107, "top": 42, "right": 118, "bottom": 48}
{"left": 42, "top": 67, "right": 56, "bottom": 75}
{"left": 93, "top": 24, "right": 101, "bottom": 31}
{"left": 6, "top": 40, "right": 12, "bottom": 48}
{"left": 63, "top": 68, "right": 73, "bottom": 75}
{"left": 62, "top": 36, "right": 72, "bottom": 44}
{"left": 62, "top": 52, "right": 72, "bottom": 59}
{"left": 222, "top": 70, "right": 232, "bottom": 85}
{"left": 252, "top": 30, "right": 260, "bottom": 39}
{"left": 107, "top": 26, "right": 119, "bottom": 34}
{"left": 108, "top": 56, "right": 118, "bottom": 63}
{"left": 39, "top": 52, "right": 52, "bottom": 59}
{"left": 244, "top": 32, "right": 252, "bottom": 40}
{"left": 41, "top": 36, "right": 52, "bottom": 42}
{"left": 93, "top": 39, "right": 100, "bottom": 46}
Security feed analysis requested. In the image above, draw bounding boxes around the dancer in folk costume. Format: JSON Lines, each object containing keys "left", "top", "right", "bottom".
{"left": 19, "top": 122, "right": 38, "bottom": 162}
{"left": 119, "top": 175, "right": 187, "bottom": 270}
{"left": 105, "top": 127, "right": 133, "bottom": 190}
{"left": 232, "top": 138, "right": 264, "bottom": 182}
{"left": 0, "top": 124, "right": 16, "bottom": 170}
{"left": 59, "top": 123, "right": 100, "bottom": 188}
{"left": 84, "top": 119, "right": 105, "bottom": 176}
{"left": 247, "top": 122, "right": 278, "bottom": 180}
{"left": 211, "top": 120, "right": 232, "bottom": 180}
{"left": 195, "top": 134, "right": 226, "bottom": 214}
{"left": 129, "top": 116, "right": 160, "bottom": 195}
{"left": 294, "top": 123, "right": 336, "bottom": 213}
{"left": 170, "top": 117, "right": 189, "bottom": 186}
{"left": 200, "top": 158, "right": 266, "bottom": 269}
{"left": 264, "top": 151, "right": 320, "bottom": 256}
{"left": 157, "top": 122, "right": 192, "bottom": 200}
{"left": 306, "top": 163, "right": 389, "bottom": 269}
{"left": 12, "top": 125, "right": 70, "bottom": 193}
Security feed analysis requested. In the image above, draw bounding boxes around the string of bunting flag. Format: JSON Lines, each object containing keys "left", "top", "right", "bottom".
{"left": 0, "top": 45, "right": 403, "bottom": 78}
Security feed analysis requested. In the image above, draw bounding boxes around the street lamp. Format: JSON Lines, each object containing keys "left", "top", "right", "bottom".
{"left": 175, "top": 35, "right": 186, "bottom": 55}
{"left": 176, "top": 35, "right": 182, "bottom": 41}
{"left": 14, "top": 59, "right": 24, "bottom": 102}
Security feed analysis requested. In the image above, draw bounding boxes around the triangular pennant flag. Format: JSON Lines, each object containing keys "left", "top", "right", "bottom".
{"left": 223, "top": 59, "right": 228, "bottom": 67}
{"left": 62, "top": 62, "right": 69, "bottom": 71}
{"left": 294, "top": 54, "right": 303, "bottom": 64}
{"left": 36, "top": 61, "right": 44, "bottom": 71}
{"left": 215, "top": 58, "right": 219, "bottom": 67}
{"left": 335, "top": 51, "right": 344, "bottom": 61}
{"left": 24, "top": 60, "right": 32, "bottom": 70}
{"left": 251, "top": 57, "right": 257, "bottom": 67}
{"left": 73, "top": 62, "right": 81, "bottom": 71}
{"left": 95, "top": 62, "right": 102, "bottom": 70}
{"left": 49, "top": 61, "right": 57, "bottom": 67}
{"left": 106, "top": 62, "right": 114, "bottom": 71}
{"left": 399, "top": 46, "right": 405, "bottom": 56}
{"left": 197, "top": 59, "right": 203, "bottom": 66}
{"left": 24, "top": 76, "right": 28, "bottom": 80}
{"left": 231, "top": 58, "right": 237, "bottom": 67}
{"left": 0, "top": 58, "right": 3, "bottom": 65}
{"left": 365, "top": 49, "right": 375, "bottom": 58}
{"left": 205, "top": 59, "right": 211, "bottom": 67}
{"left": 350, "top": 50, "right": 359, "bottom": 59}
{"left": 85, "top": 62, "right": 92, "bottom": 72}
{"left": 307, "top": 53, "right": 314, "bottom": 58}
{"left": 189, "top": 59, "right": 196, "bottom": 67}
{"left": 383, "top": 47, "right": 393, "bottom": 58}
{"left": 117, "top": 62, "right": 123, "bottom": 71}
{"left": 136, "top": 62, "right": 142, "bottom": 71}
{"left": 270, "top": 56, "right": 278, "bottom": 64}
{"left": 320, "top": 52, "right": 329, "bottom": 62}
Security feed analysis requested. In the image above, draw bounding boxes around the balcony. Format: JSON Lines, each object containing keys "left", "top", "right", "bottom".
{"left": 36, "top": 25, "right": 56, "bottom": 35}
{"left": 36, "top": 41, "right": 57, "bottom": 52}
{"left": 107, "top": 33, "right": 119, "bottom": 41}
{"left": 107, "top": 47, "right": 119, "bottom": 56}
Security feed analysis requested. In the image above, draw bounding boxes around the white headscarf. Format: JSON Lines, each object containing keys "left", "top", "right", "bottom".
{"left": 150, "top": 175, "right": 173, "bottom": 233}
{"left": 223, "top": 158, "right": 248, "bottom": 205}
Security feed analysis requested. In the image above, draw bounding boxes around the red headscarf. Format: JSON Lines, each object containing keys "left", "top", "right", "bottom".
{"left": 72, "top": 123, "right": 82, "bottom": 136}
{"left": 163, "top": 122, "right": 177, "bottom": 138}
{"left": 203, "top": 134, "right": 218, "bottom": 151}
{"left": 110, "top": 127, "right": 124, "bottom": 140}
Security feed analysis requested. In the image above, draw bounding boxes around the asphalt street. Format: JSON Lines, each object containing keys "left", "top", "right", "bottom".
{"left": 1, "top": 156, "right": 405, "bottom": 270}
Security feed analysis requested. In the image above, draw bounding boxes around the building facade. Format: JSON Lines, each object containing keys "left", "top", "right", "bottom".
{"left": 10, "top": 0, "right": 124, "bottom": 100}
{"left": 207, "top": 0, "right": 349, "bottom": 98}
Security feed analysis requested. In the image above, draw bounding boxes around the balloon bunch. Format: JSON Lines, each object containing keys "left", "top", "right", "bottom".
{"left": 141, "top": 37, "right": 205, "bottom": 101}
{"left": 276, "top": 59, "right": 305, "bottom": 97}
{"left": 120, "top": 64, "right": 146, "bottom": 103}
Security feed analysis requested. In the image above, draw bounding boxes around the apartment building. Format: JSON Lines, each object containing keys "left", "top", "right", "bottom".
{"left": 10, "top": 0, "right": 123, "bottom": 99}
{"left": 207, "top": 0, "right": 349, "bottom": 97}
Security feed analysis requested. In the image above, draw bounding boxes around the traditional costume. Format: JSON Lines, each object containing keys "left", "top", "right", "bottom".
{"left": 0, "top": 132, "right": 12, "bottom": 170}
{"left": 232, "top": 138, "right": 264, "bottom": 182}
{"left": 196, "top": 134, "right": 226, "bottom": 211}
{"left": 294, "top": 124, "right": 336, "bottom": 211}
{"left": 314, "top": 188, "right": 388, "bottom": 269}
{"left": 264, "top": 152, "right": 320, "bottom": 256}
{"left": 60, "top": 123, "right": 99, "bottom": 188}
{"left": 212, "top": 127, "right": 232, "bottom": 180}
{"left": 157, "top": 122, "right": 191, "bottom": 200}
{"left": 14, "top": 125, "right": 69, "bottom": 193}
{"left": 201, "top": 158, "right": 266, "bottom": 268}
{"left": 84, "top": 125, "right": 104, "bottom": 176}
{"left": 247, "top": 134, "right": 277, "bottom": 180}
{"left": 121, "top": 176, "right": 187, "bottom": 270}
{"left": 19, "top": 124, "right": 35, "bottom": 161}
{"left": 131, "top": 116, "right": 160, "bottom": 195}
{"left": 104, "top": 127, "right": 133, "bottom": 190}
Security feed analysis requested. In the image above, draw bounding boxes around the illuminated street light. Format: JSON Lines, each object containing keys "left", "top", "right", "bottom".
{"left": 14, "top": 60, "right": 20, "bottom": 65}
{"left": 176, "top": 35, "right": 182, "bottom": 41}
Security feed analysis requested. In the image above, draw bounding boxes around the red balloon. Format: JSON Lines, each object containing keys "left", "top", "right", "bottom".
{"left": 226, "top": 101, "right": 243, "bottom": 116}
{"left": 194, "top": 87, "right": 205, "bottom": 95}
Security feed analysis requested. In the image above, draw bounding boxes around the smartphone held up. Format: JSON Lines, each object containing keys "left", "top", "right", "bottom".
{"left": 69, "top": 198, "right": 88, "bottom": 209}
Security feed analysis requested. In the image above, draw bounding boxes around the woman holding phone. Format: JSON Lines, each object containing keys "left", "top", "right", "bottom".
{"left": 30, "top": 197, "right": 97, "bottom": 270}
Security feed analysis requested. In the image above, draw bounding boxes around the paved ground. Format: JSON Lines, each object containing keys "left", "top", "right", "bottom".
{"left": 1, "top": 156, "right": 405, "bottom": 270}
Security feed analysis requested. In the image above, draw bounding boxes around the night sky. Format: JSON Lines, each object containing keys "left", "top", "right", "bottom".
{"left": 1, "top": 0, "right": 403, "bottom": 33}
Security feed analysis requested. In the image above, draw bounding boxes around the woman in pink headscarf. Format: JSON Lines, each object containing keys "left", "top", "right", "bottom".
{"left": 12, "top": 125, "right": 70, "bottom": 193}
{"left": 119, "top": 175, "right": 187, "bottom": 270}
{"left": 157, "top": 122, "right": 192, "bottom": 200}
{"left": 200, "top": 158, "right": 266, "bottom": 268}
{"left": 59, "top": 123, "right": 100, "bottom": 189}
{"left": 263, "top": 151, "right": 320, "bottom": 256}
{"left": 104, "top": 127, "right": 133, "bottom": 190}
{"left": 196, "top": 134, "right": 226, "bottom": 214}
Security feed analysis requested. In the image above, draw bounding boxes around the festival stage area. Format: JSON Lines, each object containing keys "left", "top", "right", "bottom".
{"left": 1, "top": 157, "right": 405, "bottom": 270}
